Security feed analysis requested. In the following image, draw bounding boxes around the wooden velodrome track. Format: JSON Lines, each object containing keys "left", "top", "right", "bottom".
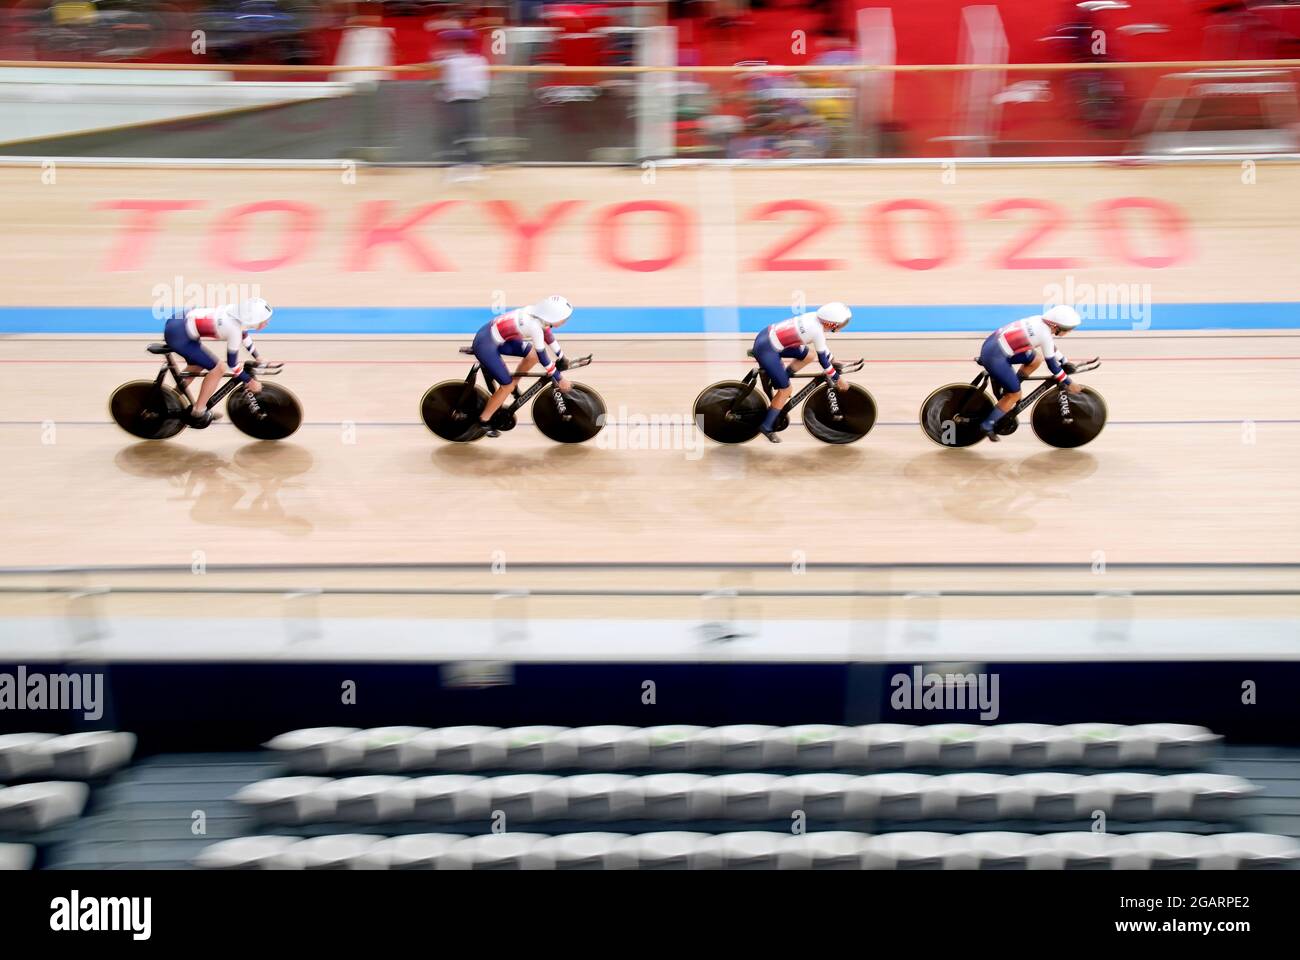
{"left": 2, "top": 328, "right": 1297, "bottom": 578}
{"left": 1, "top": 159, "right": 1298, "bottom": 625}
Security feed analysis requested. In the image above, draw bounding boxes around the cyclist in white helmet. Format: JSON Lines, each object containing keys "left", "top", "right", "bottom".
{"left": 472, "top": 294, "right": 574, "bottom": 437}
{"left": 753, "top": 301, "right": 852, "bottom": 443}
{"left": 162, "top": 297, "right": 271, "bottom": 427}
{"left": 978, "top": 304, "right": 1084, "bottom": 442}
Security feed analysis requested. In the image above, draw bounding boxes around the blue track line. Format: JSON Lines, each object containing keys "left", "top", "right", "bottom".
{"left": 4, "top": 302, "right": 1300, "bottom": 335}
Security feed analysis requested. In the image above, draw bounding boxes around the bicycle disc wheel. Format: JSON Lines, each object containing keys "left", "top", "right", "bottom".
{"left": 693, "top": 380, "right": 766, "bottom": 444}
{"left": 421, "top": 380, "right": 490, "bottom": 442}
{"left": 533, "top": 383, "right": 607, "bottom": 443}
{"left": 919, "top": 383, "right": 994, "bottom": 448}
{"left": 109, "top": 381, "right": 186, "bottom": 440}
{"left": 227, "top": 383, "right": 303, "bottom": 440}
{"left": 1031, "top": 386, "right": 1108, "bottom": 448}
{"left": 803, "top": 383, "right": 877, "bottom": 444}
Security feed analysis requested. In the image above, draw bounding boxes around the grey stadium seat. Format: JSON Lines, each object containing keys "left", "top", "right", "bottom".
{"left": 925, "top": 773, "right": 1021, "bottom": 820}
{"left": 499, "top": 726, "right": 577, "bottom": 770}
{"left": 40, "top": 732, "right": 137, "bottom": 780}
{"left": 911, "top": 724, "right": 986, "bottom": 768}
{"left": 562, "top": 774, "right": 644, "bottom": 821}
{"left": 282, "top": 835, "right": 383, "bottom": 870}
{"left": 978, "top": 724, "right": 1068, "bottom": 768}
{"left": 786, "top": 773, "right": 868, "bottom": 821}
{"left": 858, "top": 774, "right": 931, "bottom": 820}
{"left": 644, "top": 725, "right": 722, "bottom": 770}
{"left": 231, "top": 776, "right": 336, "bottom": 825}
{"left": 1119, "top": 724, "right": 1220, "bottom": 768}
{"left": 0, "top": 843, "right": 37, "bottom": 870}
{"left": 714, "top": 725, "right": 796, "bottom": 769}
{"left": 1055, "top": 723, "right": 1126, "bottom": 767}
{"left": 193, "top": 836, "right": 303, "bottom": 870}
{"left": 943, "top": 832, "right": 1035, "bottom": 870}
{"left": 785, "top": 725, "right": 868, "bottom": 769}
{"left": 357, "top": 727, "right": 437, "bottom": 773}
{"left": 862, "top": 833, "right": 953, "bottom": 869}
{"left": 1128, "top": 832, "right": 1216, "bottom": 870}
{"left": 640, "top": 773, "right": 720, "bottom": 820}
{"left": 857, "top": 725, "right": 916, "bottom": 768}
{"left": 326, "top": 776, "right": 416, "bottom": 823}
{"left": 557, "top": 726, "right": 650, "bottom": 770}
{"left": 1028, "top": 832, "right": 1140, "bottom": 870}
{"left": 472, "top": 775, "right": 568, "bottom": 823}
{"left": 1161, "top": 773, "right": 1257, "bottom": 820}
{"left": 0, "top": 782, "right": 90, "bottom": 831}
{"left": 779, "top": 832, "right": 871, "bottom": 870}
{"left": 366, "top": 833, "right": 465, "bottom": 869}
{"left": 1016, "top": 773, "right": 1087, "bottom": 820}
{"left": 617, "top": 831, "right": 717, "bottom": 870}
{"left": 410, "top": 775, "right": 489, "bottom": 822}
{"left": 713, "top": 773, "right": 799, "bottom": 820}
{"left": 0, "top": 734, "right": 57, "bottom": 779}
{"left": 700, "top": 831, "right": 787, "bottom": 869}
{"left": 263, "top": 727, "right": 364, "bottom": 774}
{"left": 1079, "top": 773, "right": 1169, "bottom": 821}
{"left": 440, "top": 833, "right": 552, "bottom": 870}
{"left": 428, "top": 726, "right": 506, "bottom": 771}
{"left": 1205, "top": 833, "right": 1300, "bottom": 870}
{"left": 533, "top": 833, "right": 636, "bottom": 870}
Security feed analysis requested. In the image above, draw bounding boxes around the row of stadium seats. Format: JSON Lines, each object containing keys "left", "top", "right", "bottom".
{"left": 265, "top": 723, "right": 1220, "bottom": 774}
{"left": 0, "top": 732, "right": 137, "bottom": 781}
{"left": 0, "top": 782, "right": 89, "bottom": 831}
{"left": 195, "top": 831, "right": 1300, "bottom": 871}
{"left": 234, "top": 771, "right": 1256, "bottom": 825}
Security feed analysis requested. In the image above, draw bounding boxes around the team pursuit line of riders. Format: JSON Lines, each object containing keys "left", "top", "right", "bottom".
{"left": 109, "top": 295, "right": 1108, "bottom": 449}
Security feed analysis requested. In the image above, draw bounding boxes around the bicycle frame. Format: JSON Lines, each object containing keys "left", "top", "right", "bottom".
{"left": 455, "top": 355, "right": 593, "bottom": 420}
{"left": 727, "top": 359, "right": 865, "bottom": 419}
{"left": 968, "top": 356, "right": 1102, "bottom": 422}
{"left": 152, "top": 351, "right": 281, "bottom": 413}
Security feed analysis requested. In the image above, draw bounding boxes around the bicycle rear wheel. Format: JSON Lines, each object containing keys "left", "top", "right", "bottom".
{"left": 109, "top": 381, "right": 187, "bottom": 440}
{"left": 919, "top": 384, "right": 994, "bottom": 448}
{"left": 693, "top": 380, "right": 766, "bottom": 444}
{"left": 421, "top": 380, "right": 490, "bottom": 442}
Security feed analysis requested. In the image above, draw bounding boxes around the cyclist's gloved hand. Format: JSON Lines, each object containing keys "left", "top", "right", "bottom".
{"left": 555, "top": 357, "right": 570, "bottom": 372}
{"left": 1063, "top": 362, "right": 1078, "bottom": 375}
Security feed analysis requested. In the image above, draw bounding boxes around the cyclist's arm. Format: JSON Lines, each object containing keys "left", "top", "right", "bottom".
{"left": 809, "top": 325, "right": 839, "bottom": 381}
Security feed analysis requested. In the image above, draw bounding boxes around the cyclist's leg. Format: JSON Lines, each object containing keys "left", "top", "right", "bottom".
{"left": 979, "top": 339, "right": 1024, "bottom": 436}
{"left": 164, "top": 315, "right": 223, "bottom": 417}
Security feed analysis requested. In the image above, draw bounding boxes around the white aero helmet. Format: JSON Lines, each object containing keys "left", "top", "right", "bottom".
{"left": 1044, "top": 304, "right": 1081, "bottom": 330}
{"left": 816, "top": 301, "right": 852, "bottom": 330}
{"left": 529, "top": 295, "right": 573, "bottom": 327}
{"left": 234, "top": 297, "right": 273, "bottom": 329}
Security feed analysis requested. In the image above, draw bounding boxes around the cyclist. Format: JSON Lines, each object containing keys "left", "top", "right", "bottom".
{"left": 979, "top": 304, "right": 1084, "bottom": 442}
{"left": 753, "top": 302, "right": 852, "bottom": 443}
{"left": 473, "top": 295, "right": 574, "bottom": 438}
{"left": 164, "top": 297, "right": 271, "bottom": 427}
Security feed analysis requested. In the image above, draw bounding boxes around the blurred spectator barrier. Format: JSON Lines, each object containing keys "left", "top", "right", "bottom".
{"left": 1, "top": 54, "right": 1299, "bottom": 160}
{"left": 0, "top": 562, "right": 1295, "bottom": 663}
